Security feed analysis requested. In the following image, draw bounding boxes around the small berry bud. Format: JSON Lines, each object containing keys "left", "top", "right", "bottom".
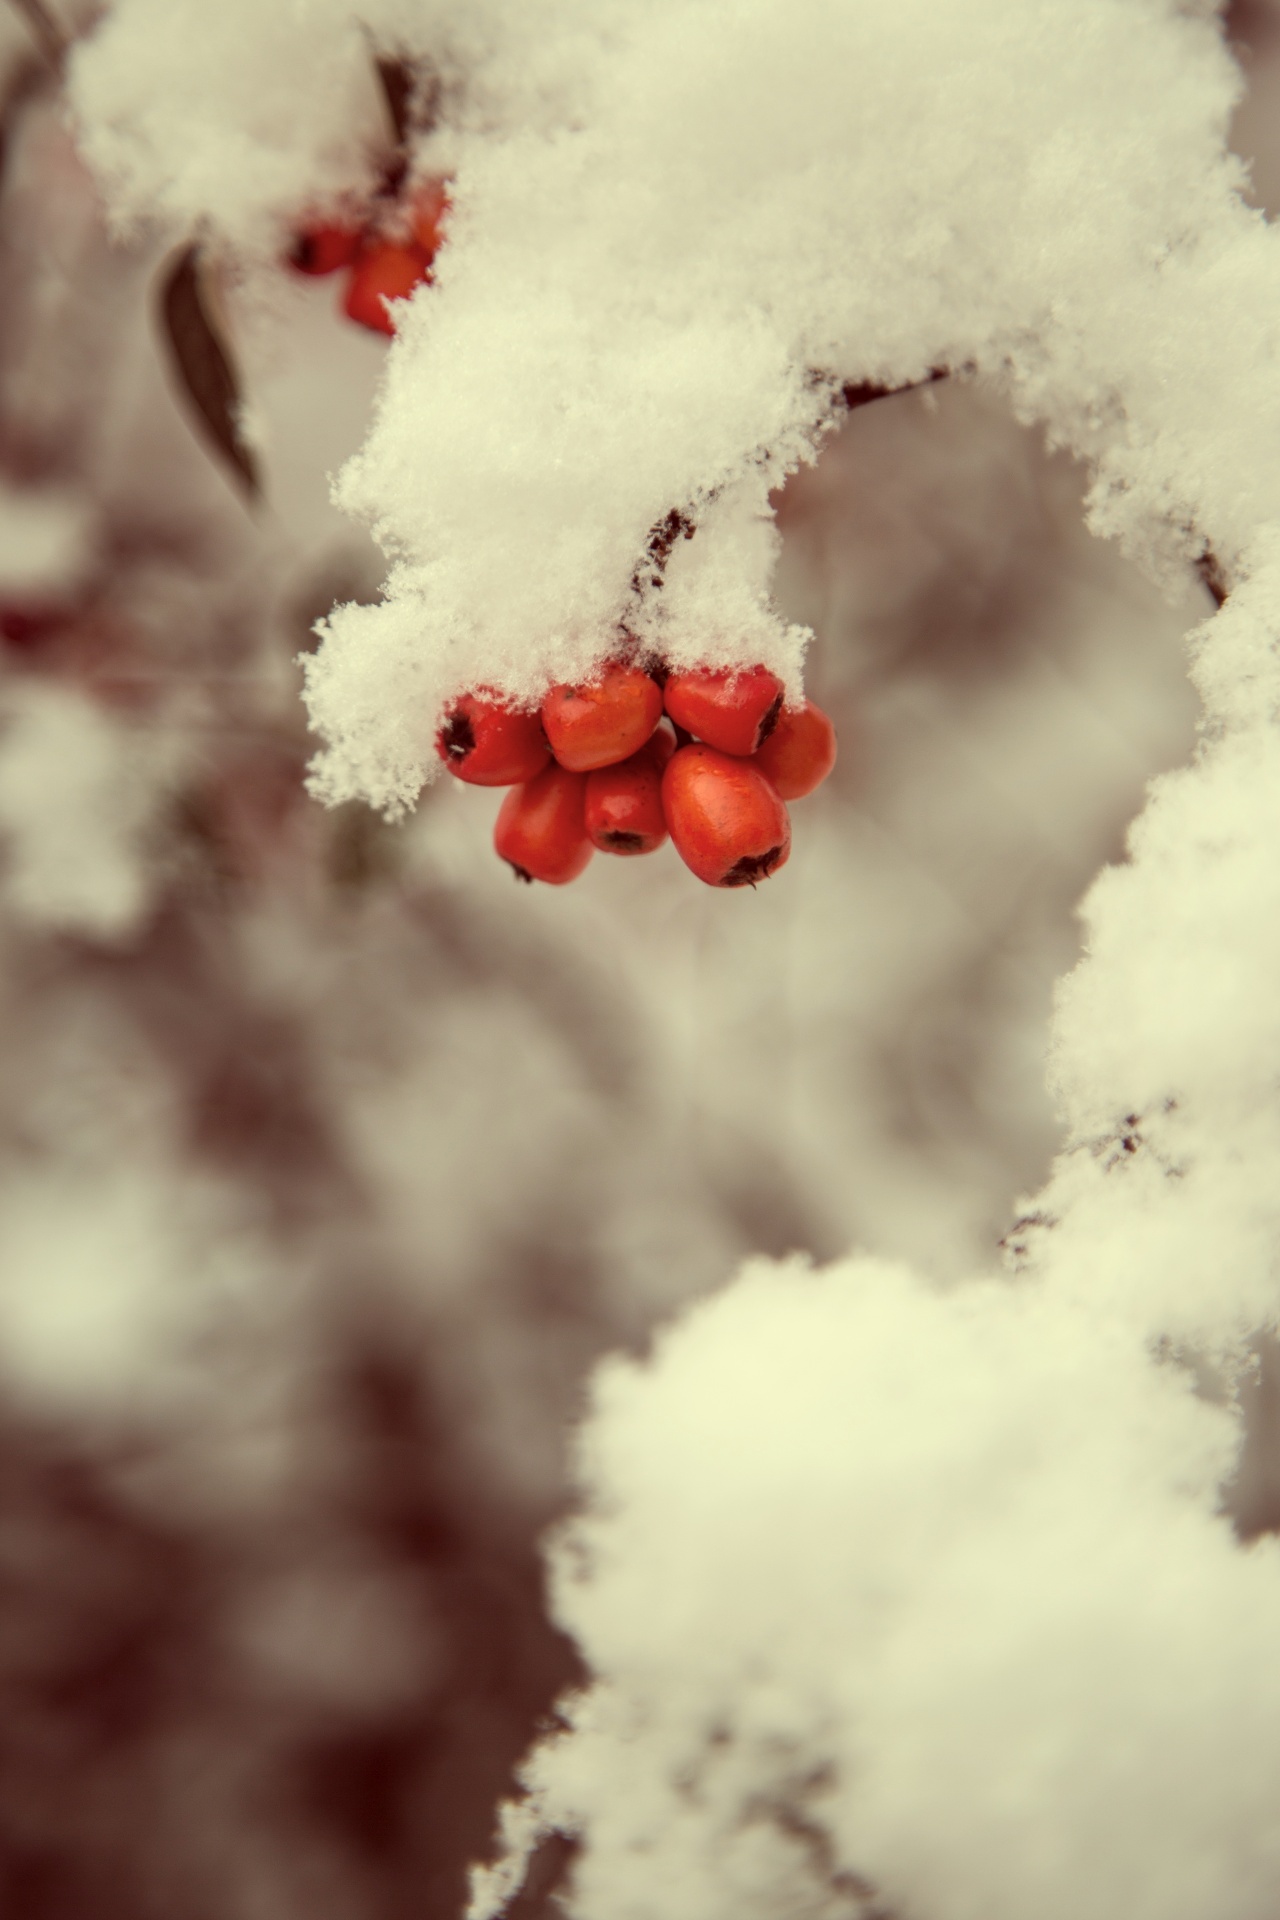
{"left": 584, "top": 728, "right": 675, "bottom": 855}
{"left": 541, "top": 663, "right": 663, "bottom": 772}
{"left": 437, "top": 693, "right": 550, "bottom": 786}
{"left": 344, "top": 241, "right": 432, "bottom": 335}
{"left": 288, "top": 222, "right": 362, "bottom": 275}
{"left": 663, "top": 665, "right": 785, "bottom": 757}
{"left": 752, "top": 699, "right": 837, "bottom": 799}
{"left": 662, "top": 744, "right": 790, "bottom": 888}
{"left": 495, "top": 764, "right": 594, "bottom": 884}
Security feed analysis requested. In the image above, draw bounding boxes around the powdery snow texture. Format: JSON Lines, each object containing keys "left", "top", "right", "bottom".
{"left": 488, "top": 1259, "right": 1280, "bottom": 1920}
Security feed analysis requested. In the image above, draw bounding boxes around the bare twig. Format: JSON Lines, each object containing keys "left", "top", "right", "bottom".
{"left": 839, "top": 366, "right": 948, "bottom": 411}
{"left": 371, "top": 48, "right": 440, "bottom": 197}
{"left": 1196, "top": 548, "right": 1229, "bottom": 608}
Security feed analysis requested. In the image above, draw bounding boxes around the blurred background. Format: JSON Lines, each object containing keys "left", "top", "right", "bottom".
{"left": 0, "top": 3, "right": 1268, "bottom": 1916}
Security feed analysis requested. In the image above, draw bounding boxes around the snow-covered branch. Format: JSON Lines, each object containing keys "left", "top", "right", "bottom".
{"left": 58, "top": 3, "right": 1280, "bottom": 1916}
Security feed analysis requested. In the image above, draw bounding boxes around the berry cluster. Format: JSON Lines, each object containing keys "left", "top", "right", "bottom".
{"left": 437, "top": 662, "right": 836, "bottom": 889}
{"left": 287, "top": 178, "right": 449, "bottom": 336}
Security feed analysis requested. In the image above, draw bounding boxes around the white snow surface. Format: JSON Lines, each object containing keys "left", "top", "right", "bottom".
{"left": 0, "top": 683, "right": 173, "bottom": 940}
{"left": 71, "top": 2, "right": 1280, "bottom": 1917}
{"left": 0, "top": 486, "right": 94, "bottom": 598}
{"left": 485, "top": 1259, "right": 1280, "bottom": 1920}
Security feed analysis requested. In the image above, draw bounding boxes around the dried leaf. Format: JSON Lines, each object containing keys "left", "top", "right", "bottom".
{"left": 156, "top": 245, "right": 260, "bottom": 503}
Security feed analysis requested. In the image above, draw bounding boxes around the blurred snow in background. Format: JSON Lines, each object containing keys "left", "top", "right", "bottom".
{"left": 0, "top": 1, "right": 1267, "bottom": 1917}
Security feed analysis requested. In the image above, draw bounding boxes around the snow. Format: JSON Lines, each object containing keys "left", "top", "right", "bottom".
{"left": 0, "top": 682, "right": 173, "bottom": 940}
{"left": 0, "top": 485, "right": 94, "bottom": 598}
{"left": 469, "top": 1261, "right": 1280, "bottom": 1920}
{"left": 0, "top": 1156, "right": 275, "bottom": 1416}
{"left": 69, "top": 0, "right": 387, "bottom": 251}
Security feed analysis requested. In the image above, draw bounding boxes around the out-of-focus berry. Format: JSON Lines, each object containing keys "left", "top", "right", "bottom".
{"left": 344, "top": 240, "right": 432, "bottom": 335}
{"left": 288, "top": 222, "right": 362, "bottom": 275}
{"left": 411, "top": 179, "right": 451, "bottom": 259}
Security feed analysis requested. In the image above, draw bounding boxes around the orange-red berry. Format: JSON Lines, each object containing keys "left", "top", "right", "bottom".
{"left": 288, "top": 221, "right": 362, "bottom": 275}
{"left": 541, "top": 663, "right": 663, "bottom": 772}
{"left": 411, "top": 179, "right": 451, "bottom": 259}
{"left": 584, "top": 728, "right": 675, "bottom": 855}
{"left": 437, "top": 693, "right": 550, "bottom": 786}
{"left": 662, "top": 743, "right": 790, "bottom": 888}
{"left": 752, "top": 699, "right": 837, "bottom": 800}
{"left": 663, "top": 665, "right": 784, "bottom": 757}
{"left": 494, "top": 764, "right": 593, "bottom": 885}
{"left": 344, "top": 240, "right": 432, "bottom": 334}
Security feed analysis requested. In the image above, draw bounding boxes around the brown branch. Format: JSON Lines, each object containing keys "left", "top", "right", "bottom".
{"left": 630, "top": 505, "right": 697, "bottom": 595}
{"left": 839, "top": 366, "right": 948, "bottom": 412}
{"left": 1196, "top": 548, "right": 1229, "bottom": 608}
{"left": 371, "top": 49, "right": 440, "bottom": 198}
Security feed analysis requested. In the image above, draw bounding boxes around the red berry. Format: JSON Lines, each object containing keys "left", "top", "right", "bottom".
{"left": 0, "top": 603, "right": 66, "bottom": 648}
{"left": 495, "top": 764, "right": 593, "bottom": 885}
{"left": 584, "top": 728, "right": 675, "bottom": 855}
{"left": 662, "top": 744, "right": 790, "bottom": 888}
{"left": 344, "top": 240, "right": 432, "bottom": 334}
{"left": 541, "top": 663, "right": 663, "bottom": 772}
{"left": 437, "top": 692, "right": 550, "bottom": 786}
{"left": 752, "top": 700, "right": 837, "bottom": 800}
{"left": 288, "top": 222, "right": 362, "bottom": 275}
{"left": 663, "top": 665, "right": 785, "bottom": 757}
{"left": 411, "top": 179, "right": 451, "bottom": 259}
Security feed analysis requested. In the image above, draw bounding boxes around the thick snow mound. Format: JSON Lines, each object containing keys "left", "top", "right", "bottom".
{"left": 476, "top": 1259, "right": 1280, "bottom": 1920}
